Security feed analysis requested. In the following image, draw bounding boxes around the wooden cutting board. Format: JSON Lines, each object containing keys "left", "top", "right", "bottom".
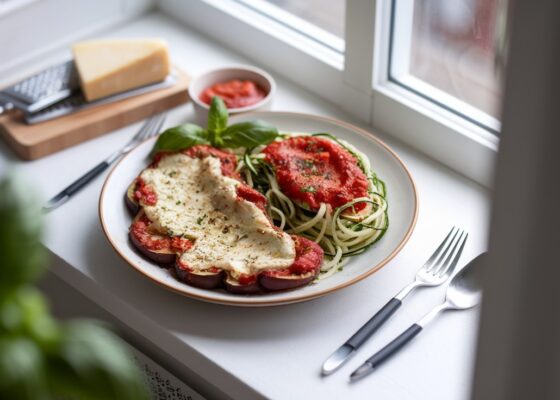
{"left": 0, "top": 68, "right": 190, "bottom": 160}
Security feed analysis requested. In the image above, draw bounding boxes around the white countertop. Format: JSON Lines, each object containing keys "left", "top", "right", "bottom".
{"left": 0, "top": 12, "right": 491, "bottom": 400}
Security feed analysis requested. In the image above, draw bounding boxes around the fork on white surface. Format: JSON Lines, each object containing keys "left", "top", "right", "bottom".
{"left": 43, "top": 113, "right": 166, "bottom": 212}
{"left": 322, "top": 227, "right": 468, "bottom": 375}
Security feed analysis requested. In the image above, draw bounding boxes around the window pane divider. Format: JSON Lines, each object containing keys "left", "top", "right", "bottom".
{"left": 370, "top": 0, "right": 498, "bottom": 187}
{"left": 158, "top": 0, "right": 344, "bottom": 103}
{"left": 343, "top": 0, "right": 376, "bottom": 92}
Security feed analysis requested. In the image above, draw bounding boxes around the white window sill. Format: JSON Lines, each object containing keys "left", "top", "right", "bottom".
{"left": 0, "top": 11, "right": 491, "bottom": 400}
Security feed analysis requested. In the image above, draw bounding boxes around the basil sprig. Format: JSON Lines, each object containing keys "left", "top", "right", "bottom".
{"left": 152, "top": 96, "right": 278, "bottom": 154}
{"left": 207, "top": 95, "right": 228, "bottom": 145}
{"left": 151, "top": 124, "right": 207, "bottom": 156}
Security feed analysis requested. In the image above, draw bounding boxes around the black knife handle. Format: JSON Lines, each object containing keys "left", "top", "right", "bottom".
{"left": 346, "top": 298, "right": 402, "bottom": 348}
{"left": 63, "top": 160, "right": 110, "bottom": 196}
{"left": 366, "top": 323, "right": 423, "bottom": 369}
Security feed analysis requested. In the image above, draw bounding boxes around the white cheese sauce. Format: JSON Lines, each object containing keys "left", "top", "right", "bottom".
{"left": 140, "top": 153, "right": 295, "bottom": 276}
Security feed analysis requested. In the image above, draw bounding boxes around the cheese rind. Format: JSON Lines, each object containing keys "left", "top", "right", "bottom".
{"left": 72, "top": 39, "right": 170, "bottom": 101}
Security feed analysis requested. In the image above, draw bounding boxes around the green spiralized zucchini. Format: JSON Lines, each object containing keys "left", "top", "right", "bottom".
{"left": 237, "top": 133, "right": 389, "bottom": 279}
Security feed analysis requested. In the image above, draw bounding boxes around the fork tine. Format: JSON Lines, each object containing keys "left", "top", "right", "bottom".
{"left": 131, "top": 116, "right": 158, "bottom": 142}
{"left": 436, "top": 232, "right": 468, "bottom": 277}
{"left": 139, "top": 113, "right": 166, "bottom": 142}
{"left": 432, "top": 231, "right": 468, "bottom": 277}
{"left": 137, "top": 115, "right": 163, "bottom": 141}
{"left": 428, "top": 229, "right": 462, "bottom": 272}
{"left": 148, "top": 113, "right": 166, "bottom": 138}
{"left": 424, "top": 227, "right": 456, "bottom": 268}
{"left": 426, "top": 227, "right": 460, "bottom": 272}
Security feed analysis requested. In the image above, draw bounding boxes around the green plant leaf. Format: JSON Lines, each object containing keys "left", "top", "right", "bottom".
{"left": 151, "top": 123, "right": 208, "bottom": 155}
{"left": 0, "top": 172, "right": 149, "bottom": 400}
{"left": 0, "top": 171, "right": 46, "bottom": 294}
{"left": 207, "top": 96, "right": 228, "bottom": 137}
{"left": 47, "top": 320, "right": 150, "bottom": 400}
{"left": 0, "top": 337, "right": 48, "bottom": 400}
{"left": 0, "top": 287, "right": 59, "bottom": 348}
{"left": 221, "top": 120, "right": 279, "bottom": 148}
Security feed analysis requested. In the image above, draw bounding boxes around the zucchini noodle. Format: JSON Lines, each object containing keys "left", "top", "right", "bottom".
{"left": 238, "top": 133, "right": 389, "bottom": 279}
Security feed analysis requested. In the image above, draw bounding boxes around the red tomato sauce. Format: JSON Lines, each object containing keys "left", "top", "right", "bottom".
{"left": 289, "top": 235, "right": 323, "bottom": 275}
{"left": 237, "top": 273, "right": 257, "bottom": 285}
{"left": 152, "top": 145, "right": 240, "bottom": 179}
{"left": 175, "top": 259, "right": 222, "bottom": 274}
{"left": 263, "top": 136, "right": 369, "bottom": 212}
{"left": 182, "top": 145, "right": 240, "bottom": 179}
{"left": 131, "top": 215, "right": 193, "bottom": 252}
{"left": 134, "top": 178, "right": 157, "bottom": 206}
{"left": 199, "top": 80, "right": 266, "bottom": 109}
{"left": 236, "top": 184, "right": 268, "bottom": 212}
{"left": 263, "top": 235, "right": 323, "bottom": 277}
{"left": 131, "top": 215, "right": 171, "bottom": 251}
{"left": 170, "top": 237, "right": 193, "bottom": 253}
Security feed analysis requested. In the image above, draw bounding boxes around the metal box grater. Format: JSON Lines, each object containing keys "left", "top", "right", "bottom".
{"left": 0, "top": 60, "right": 177, "bottom": 124}
{"left": 0, "top": 60, "right": 79, "bottom": 113}
{"left": 24, "top": 74, "right": 177, "bottom": 124}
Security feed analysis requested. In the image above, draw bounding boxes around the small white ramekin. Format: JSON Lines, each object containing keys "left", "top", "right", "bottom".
{"left": 188, "top": 65, "right": 276, "bottom": 125}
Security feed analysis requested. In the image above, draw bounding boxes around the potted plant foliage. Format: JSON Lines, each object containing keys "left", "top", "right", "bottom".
{"left": 0, "top": 172, "right": 149, "bottom": 400}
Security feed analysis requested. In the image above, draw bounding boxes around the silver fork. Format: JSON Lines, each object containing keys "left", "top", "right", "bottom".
{"left": 321, "top": 227, "right": 468, "bottom": 375}
{"left": 43, "top": 113, "right": 166, "bottom": 212}
{"left": 350, "top": 252, "right": 485, "bottom": 381}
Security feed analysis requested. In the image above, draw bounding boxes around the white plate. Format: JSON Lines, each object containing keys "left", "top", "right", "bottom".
{"left": 99, "top": 112, "right": 418, "bottom": 306}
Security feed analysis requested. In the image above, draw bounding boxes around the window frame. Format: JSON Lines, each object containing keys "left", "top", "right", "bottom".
{"left": 234, "top": 0, "right": 345, "bottom": 54}
{"left": 159, "top": 0, "right": 500, "bottom": 187}
{"left": 371, "top": 0, "right": 499, "bottom": 187}
{"left": 159, "top": 0, "right": 346, "bottom": 102}
{"left": 388, "top": 0, "right": 501, "bottom": 134}
{"left": 0, "top": 0, "right": 154, "bottom": 81}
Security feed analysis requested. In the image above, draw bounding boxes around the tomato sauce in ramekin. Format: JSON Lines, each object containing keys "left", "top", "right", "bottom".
{"left": 200, "top": 79, "right": 266, "bottom": 109}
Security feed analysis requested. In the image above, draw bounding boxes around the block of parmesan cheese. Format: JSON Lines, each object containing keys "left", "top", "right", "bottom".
{"left": 72, "top": 39, "right": 170, "bottom": 102}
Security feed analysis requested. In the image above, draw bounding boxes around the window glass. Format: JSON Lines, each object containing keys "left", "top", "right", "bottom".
{"left": 263, "top": 0, "right": 345, "bottom": 39}
{"left": 0, "top": 0, "right": 36, "bottom": 16}
{"left": 236, "top": 0, "right": 345, "bottom": 52}
{"left": 391, "top": 0, "right": 503, "bottom": 128}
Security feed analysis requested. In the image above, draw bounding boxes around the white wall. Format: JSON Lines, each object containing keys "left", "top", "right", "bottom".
{"left": 0, "top": 0, "right": 154, "bottom": 82}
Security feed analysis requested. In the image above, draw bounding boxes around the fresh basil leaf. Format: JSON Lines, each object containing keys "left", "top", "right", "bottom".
{"left": 151, "top": 124, "right": 208, "bottom": 155}
{"left": 221, "top": 120, "right": 279, "bottom": 148}
{"left": 207, "top": 96, "right": 228, "bottom": 141}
